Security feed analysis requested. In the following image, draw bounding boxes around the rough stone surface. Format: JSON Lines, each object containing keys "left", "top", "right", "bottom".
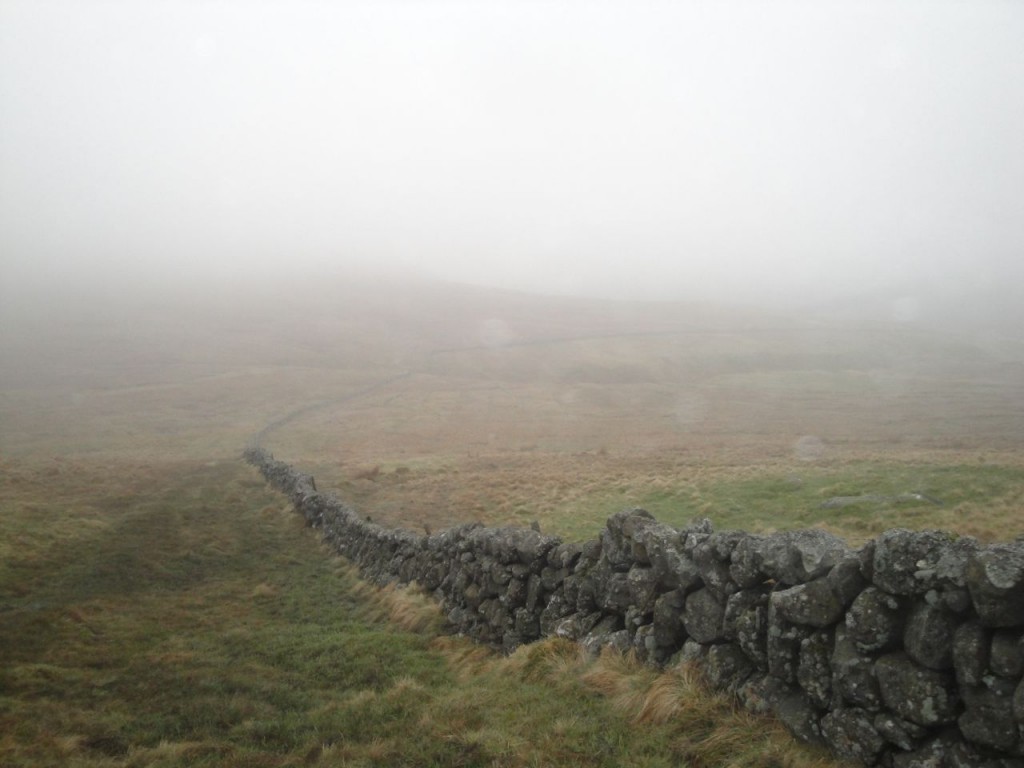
{"left": 772, "top": 578, "right": 844, "bottom": 628}
{"left": 847, "top": 586, "right": 905, "bottom": 653}
{"left": 683, "top": 588, "right": 726, "bottom": 644}
{"left": 953, "top": 621, "right": 992, "bottom": 686}
{"left": 959, "top": 679, "right": 1020, "bottom": 752}
{"left": 904, "top": 600, "right": 958, "bottom": 670}
{"left": 876, "top": 652, "right": 960, "bottom": 727}
{"left": 820, "top": 708, "right": 886, "bottom": 765}
{"left": 967, "top": 544, "right": 1024, "bottom": 627}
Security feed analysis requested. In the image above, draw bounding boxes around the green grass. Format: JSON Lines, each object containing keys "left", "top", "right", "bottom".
{"left": 516, "top": 459, "right": 1024, "bottom": 545}
{"left": 0, "top": 457, "right": 841, "bottom": 767}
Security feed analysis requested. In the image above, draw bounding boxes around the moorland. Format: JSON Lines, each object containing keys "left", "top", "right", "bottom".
{"left": 2, "top": 273, "right": 1022, "bottom": 766}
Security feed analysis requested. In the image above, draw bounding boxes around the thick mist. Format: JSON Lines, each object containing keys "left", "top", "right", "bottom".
{"left": 2, "top": 1, "right": 1023, "bottom": 332}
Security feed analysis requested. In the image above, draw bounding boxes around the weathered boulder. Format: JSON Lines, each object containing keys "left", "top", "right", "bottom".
{"left": 876, "top": 652, "right": 960, "bottom": 727}
{"left": 872, "top": 529, "right": 978, "bottom": 596}
{"left": 904, "top": 600, "right": 958, "bottom": 670}
{"left": 873, "top": 712, "right": 929, "bottom": 752}
{"left": 798, "top": 628, "right": 835, "bottom": 709}
{"left": 626, "top": 565, "right": 660, "bottom": 615}
{"left": 953, "top": 621, "right": 992, "bottom": 686}
{"left": 759, "top": 530, "right": 851, "bottom": 586}
{"left": 652, "top": 589, "right": 687, "bottom": 649}
{"left": 724, "top": 588, "right": 770, "bottom": 670}
{"left": 683, "top": 588, "right": 726, "bottom": 644}
{"left": 705, "top": 642, "right": 756, "bottom": 693}
{"left": 847, "top": 586, "right": 905, "bottom": 653}
{"left": 820, "top": 708, "right": 887, "bottom": 765}
{"left": 968, "top": 543, "right": 1024, "bottom": 627}
{"left": 637, "top": 523, "right": 702, "bottom": 592}
{"left": 828, "top": 553, "right": 869, "bottom": 607}
{"left": 772, "top": 578, "right": 845, "bottom": 628}
{"left": 832, "top": 624, "right": 884, "bottom": 711}
{"left": 773, "top": 688, "right": 824, "bottom": 746}
{"left": 990, "top": 629, "right": 1024, "bottom": 679}
{"left": 959, "top": 679, "right": 1020, "bottom": 752}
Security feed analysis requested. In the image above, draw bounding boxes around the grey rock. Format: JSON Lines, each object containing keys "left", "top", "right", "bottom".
{"left": 772, "top": 578, "right": 844, "bottom": 628}
{"left": 876, "top": 652, "right": 961, "bottom": 727}
{"left": 991, "top": 629, "right": 1024, "bottom": 679}
{"left": 626, "top": 565, "right": 660, "bottom": 615}
{"left": 553, "top": 611, "right": 601, "bottom": 641}
{"left": 736, "top": 674, "right": 790, "bottom": 715}
{"left": 638, "top": 523, "right": 702, "bottom": 592}
{"left": 954, "top": 621, "right": 992, "bottom": 686}
{"left": 767, "top": 598, "right": 812, "bottom": 684}
{"left": 759, "top": 530, "right": 851, "bottom": 586}
{"left": 683, "top": 588, "right": 726, "bottom": 644}
{"left": 633, "top": 623, "right": 658, "bottom": 662}
{"left": 652, "top": 589, "right": 686, "bottom": 648}
{"left": 832, "top": 624, "right": 884, "bottom": 711}
{"left": 798, "top": 628, "right": 835, "bottom": 709}
{"left": 967, "top": 543, "right": 1024, "bottom": 627}
{"left": 904, "top": 600, "right": 958, "bottom": 670}
{"left": 874, "top": 712, "right": 929, "bottom": 752}
{"left": 693, "top": 532, "right": 742, "bottom": 599}
{"left": 1016, "top": 676, "right": 1024, "bottom": 725}
{"left": 960, "top": 680, "right": 1020, "bottom": 752}
{"left": 724, "top": 588, "right": 769, "bottom": 670}
{"left": 872, "top": 528, "right": 960, "bottom": 596}
{"left": 828, "top": 553, "right": 869, "bottom": 606}
{"left": 847, "top": 586, "right": 905, "bottom": 653}
{"left": 600, "top": 571, "right": 633, "bottom": 613}
{"left": 729, "top": 534, "right": 768, "bottom": 588}
{"left": 773, "top": 689, "right": 824, "bottom": 746}
{"left": 539, "top": 592, "right": 574, "bottom": 636}
{"left": 705, "top": 643, "right": 756, "bottom": 693}
{"left": 820, "top": 708, "right": 886, "bottom": 765}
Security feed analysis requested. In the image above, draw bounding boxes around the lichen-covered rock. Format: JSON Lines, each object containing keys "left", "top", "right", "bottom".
{"left": 705, "top": 642, "right": 756, "bottom": 693}
{"left": 724, "top": 588, "right": 769, "bottom": 670}
{"left": 872, "top": 529, "right": 978, "bottom": 597}
{"left": 693, "top": 531, "right": 743, "bottom": 598}
{"left": 904, "top": 600, "right": 958, "bottom": 670}
{"left": 767, "top": 599, "right": 813, "bottom": 685}
{"left": 773, "top": 688, "right": 824, "bottom": 746}
{"left": 968, "top": 543, "right": 1024, "bottom": 627}
{"left": 772, "top": 578, "right": 844, "bottom": 628}
{"left": 990, "top": 629, "right": 1024, "bottom": 679}
{"left": 798, "top": 628, "right": 835, "bottom": 709}
{"left": 652, "top": 589, "right": 686, "bottom": 649}
{"left": 683, "top": 587, "right": 725, "bottom": 643}
{"left": 876, "top": 652, "right": 960, "bottom": 727}
{"left": 637, "top": 523, "right": 702, "bottom": 592}
{"left": 729, "top": 534, "right": 767, "bottom": 588}
{"left": 553, "top": 611, "right": 601, "bottom": 641}
{"left": 959, "top": 679, "right": 1020, "bottom": 752}
{"left": 600, "top": 571, "right": 633, "bottom": 613}
{"left": 847, "top": 586, "right": 905, "bottom": 653}
{"left": 828, "top": 553, "right": 869, "bottom": 607}
{"left": 626, "top": 565, "right": 660, "bottom": 615}
{"left": 953, "top": 621, "right": 992, "bottom": 686}
{"left": 759, "top": 530, "right": 851, "bottom": 586}
{"left": 820, "top": 708, "right": 886, "bottom": 765}
{"left": 832, "top": 624, "right": 884, "bottom": 711}
{"left": 873, "top": 712, "right": 929, "bottom": 752}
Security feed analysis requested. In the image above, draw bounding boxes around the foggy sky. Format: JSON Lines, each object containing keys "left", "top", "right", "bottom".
{"left": 2, "top": 0, "right": 1022, "bottom": 312}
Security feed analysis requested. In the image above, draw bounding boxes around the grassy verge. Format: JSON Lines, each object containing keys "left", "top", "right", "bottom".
{"left": 0, "top": 456, "right": 843, "bottom": 767}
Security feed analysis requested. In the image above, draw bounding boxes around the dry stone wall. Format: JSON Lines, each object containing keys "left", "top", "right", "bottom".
{"left": 244, "top": 446, "right": 1024, "bottom": 767}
